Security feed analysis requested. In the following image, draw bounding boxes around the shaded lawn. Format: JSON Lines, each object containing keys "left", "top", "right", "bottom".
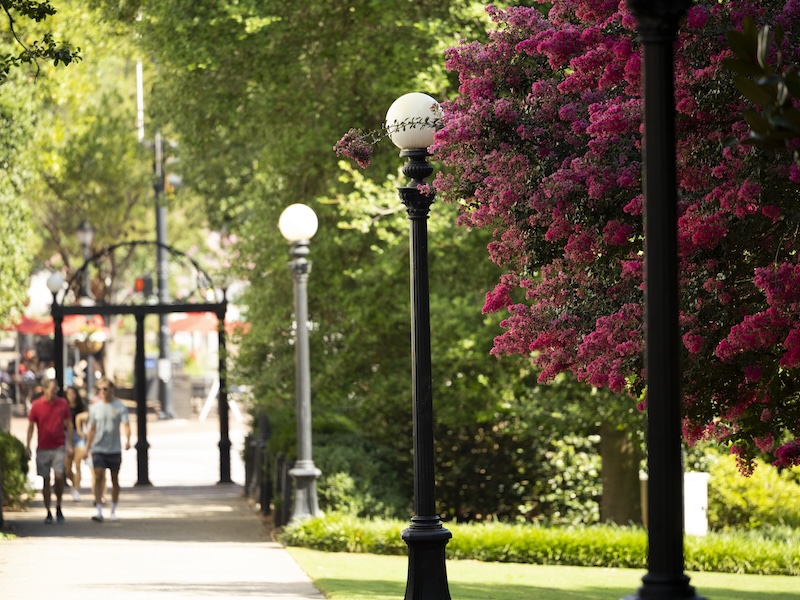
{"left": 288, "top": 548, "right": 800, "bottom": 600}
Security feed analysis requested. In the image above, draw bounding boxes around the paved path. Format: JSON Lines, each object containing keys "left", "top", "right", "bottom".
{"left": 0, "top": 414, "right": 324, "bottom": 599}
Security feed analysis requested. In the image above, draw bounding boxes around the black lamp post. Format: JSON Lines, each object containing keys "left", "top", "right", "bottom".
{"left": 624, "top": 2, "right": 705, "bottom": 600}
{"left": 387, "top": 92, "right": 451, "bottom": 600}
{"left": 76, "top": 220, "right": 96, "bottom": 401}
{"left": 46, "top": 273, "right": 66, "bottom": 393}
{"left": 154, "top": 131, "right": 175, "bottom": 419}
{"left": 279, "top": 203, "right": 322, "bottom": 521}
{"left": 76, "top": 220, "right": 94, "bottom": 300}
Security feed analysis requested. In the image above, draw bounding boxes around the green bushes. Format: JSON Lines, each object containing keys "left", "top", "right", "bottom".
{"left": 707, "top": 453, "right": 800, "bottom": 530}
{"left": 280, "top": 512, "right": 406, "bottom": 555}
{"left": 0, "top": 431, "right": 32, "bottom": 509}
{"left": 280, "top": 512, "right": 800, "bottom": 576}
{"left": 313, "top": 430, "right": 410, "bottom": 519}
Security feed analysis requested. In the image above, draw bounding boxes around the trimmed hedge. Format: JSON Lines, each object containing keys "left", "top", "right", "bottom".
{"left": 280, "top": 513, "right": 800, "bottom": 576}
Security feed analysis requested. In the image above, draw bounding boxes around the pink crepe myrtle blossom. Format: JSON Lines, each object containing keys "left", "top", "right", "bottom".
{"left": 431, "top": 1, "right": 800, "bottom": 470}
{"left": 333, "top": 128, "right": 375, "bottom": 169}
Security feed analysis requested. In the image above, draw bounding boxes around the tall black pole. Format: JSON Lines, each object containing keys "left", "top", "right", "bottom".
{"left": 52, "top": 302, "right": 64, "bottom": 394}
{"left": 217, "top": 300, "right": 232, "bottom": 484}
{"left": 134, "top": 313, "right": 151, "bottom": 486}
{"left": 80, "top": 255, "right": 95, "bottom": 403}
{"left": 154, "top": 131, "right": 174, "bottom": 419}
{"left": 287, "top": 241, "right": 321, "bottom": 521}
{"left": 398, "top": 148, "right": 451, "bottom": 600}
{"left": 625, "top": 2, "right": 704, "bottom": 599}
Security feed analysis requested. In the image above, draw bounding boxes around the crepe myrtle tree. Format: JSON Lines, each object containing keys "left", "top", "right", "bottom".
{"left": 424, "top": 2, "right": 800, "bottom": 473}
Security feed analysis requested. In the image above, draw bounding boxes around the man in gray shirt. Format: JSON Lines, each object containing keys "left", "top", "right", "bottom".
{"left": 86, "top": 378, "right": 131, "bottom": 522}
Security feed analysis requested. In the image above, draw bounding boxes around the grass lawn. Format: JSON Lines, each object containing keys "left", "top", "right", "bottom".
{"left": 287, "top": 547, "right": 800, "bottom": 600}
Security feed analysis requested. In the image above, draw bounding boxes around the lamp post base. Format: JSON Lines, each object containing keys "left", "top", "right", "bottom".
{"left": 134, "top": 439, "right": 151, "bottom": 486}
{"left": 402, "top": 517, "right": 452, "bottom": 600}
{"left": 218, "top": 437, "right": 233, "bottom": 484}
{"left": 624, "top": 574, "right": 707, "bottom": 600}
{"left": 289, "top": 464, "right": 321, "bottom": 522}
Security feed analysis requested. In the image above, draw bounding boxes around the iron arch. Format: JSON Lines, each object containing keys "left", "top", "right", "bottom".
{"left": 50, "top": 239, "right": 233, "bottom": 486}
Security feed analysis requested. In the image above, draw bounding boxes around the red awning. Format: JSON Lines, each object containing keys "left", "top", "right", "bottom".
{"left": 5, "top": 314, "right": 107, "bottom": 337}
{"left": 169, "top": 313, "right": 249, "bottom": 335}
{"left": 8, "top": 315, "right": 52, "bottom": 336}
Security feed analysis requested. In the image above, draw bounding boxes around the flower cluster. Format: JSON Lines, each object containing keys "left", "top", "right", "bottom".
{"left": 333, "top": 128, "right": 377, "bottom": 169}
{"left": 432, "top": 1, "right": 800, "bottom": 470}
{"left": 75, "top": 323, "right": 106, "bottom": 343}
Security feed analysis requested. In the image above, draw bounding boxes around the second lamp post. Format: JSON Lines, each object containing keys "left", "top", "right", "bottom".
{"left": 279, "top": 203, "right": 322, "bottom": 522}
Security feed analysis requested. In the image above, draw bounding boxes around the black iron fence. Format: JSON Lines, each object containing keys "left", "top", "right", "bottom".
{"left": 242, "top": 417, "right": 294, "bottom": 527}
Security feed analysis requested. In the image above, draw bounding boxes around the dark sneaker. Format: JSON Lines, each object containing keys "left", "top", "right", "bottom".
{"left": 91, "top": 515, "right": 104, "bottom": 523}
{"left": 56, "top": 508, "right": 65, "bottom": 524}
{"left": 44, "top": 513, "right": 53, "bottom": 524}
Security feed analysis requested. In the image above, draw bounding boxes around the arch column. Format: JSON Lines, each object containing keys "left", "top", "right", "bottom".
{"left": 134, "top": 313, "right": 151, "bottom": 486}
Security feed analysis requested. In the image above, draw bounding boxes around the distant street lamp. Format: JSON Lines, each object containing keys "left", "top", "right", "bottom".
{"left": 76, "top": 220, "right": 94, "bottom": 300}
{"left": 279, "top": 203, "right": 321, "bottom": 521}
{"left": 387, "top": 92, "right": 452, "bottom": 600}
{"left": 46, "top": 272, "right": 66, "bottom": 393}
{"left": 76, "top": 220, "right": 96, "bottom": 400}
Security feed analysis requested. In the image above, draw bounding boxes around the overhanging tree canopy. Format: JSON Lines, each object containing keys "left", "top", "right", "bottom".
{"left": 432, "top": 2, "right": 800, "bottom": 470}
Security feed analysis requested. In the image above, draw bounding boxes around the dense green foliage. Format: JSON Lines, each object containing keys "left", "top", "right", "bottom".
{"left": 0, "top": 189, "right": 33, "bottom": 326}
{"left": 281, "top": 512, "right": 800, "bottom": 576}
{"left": 118, "top": 0, "right": 634, "bottom": 525}
{"left": 708, "top": 453, "right": 800, "bottom": 530}
{"left": 0, "top": 432, "right": 32, "bottom": 508}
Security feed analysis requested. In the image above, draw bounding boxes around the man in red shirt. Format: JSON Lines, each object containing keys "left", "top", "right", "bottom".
{"left": 26, "top": 378, "right": 73, "bottom": 524}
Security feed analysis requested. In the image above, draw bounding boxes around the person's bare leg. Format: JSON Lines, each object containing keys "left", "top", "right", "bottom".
{"left": 110, "top": 470, "right": 121, "bottom": 520}
{"left": 54, "top": 472, "right": 65, "bottom": 504}
{"left": 64, "top": 454, "right": 74, "bottom": 486}
{"left": 93, "top": 467, "right": 106, "bottom": 520}
{"left": 110, "top": 471, "right": 120, "bottom": 504}
{"left": 53, "top": 471, "right": 66, "bottom": 521}
{"left": 72, "top": 449, "right": 84, "bottom": 490}
{"left": 42, "top": 476, "right": 52, "bottom": 515}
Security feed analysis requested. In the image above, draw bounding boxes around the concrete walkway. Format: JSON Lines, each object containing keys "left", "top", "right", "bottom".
{"left": 0, "top": 413, "right": 324, "bottom": 599}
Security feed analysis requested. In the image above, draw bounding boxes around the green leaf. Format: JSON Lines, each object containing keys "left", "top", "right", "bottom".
{"left": 776, "top": 82, "right": 789, "bottom": 107}
{"left": 734, "top": 75, "right": 777, "bottom": 107}
{"left": 756, "top": 25, "right": 771, "bottom": 71}
{"left": 726, "top": 30, "right": 755, "bottom": 62}
{"left": 780, "top": 109, "right": 800, "bottom": 131}
{"left": 774, "top": 25, "right": 784, "bottom": 46}
{"left": 722, "top": 57, "right": 766, "bottom": 78}
{"left": 743, "top": 110, "right": 770, "bottom": 137}
{"left": 742, "top": 16, "right": 758, "bottom": 44}
{"left": 785, "top": 72, "right": 800, "bottom": 98}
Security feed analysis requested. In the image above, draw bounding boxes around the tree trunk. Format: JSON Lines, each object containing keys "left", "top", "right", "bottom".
{"left": 600, "top": 420, "right": 643, "bottom": 525}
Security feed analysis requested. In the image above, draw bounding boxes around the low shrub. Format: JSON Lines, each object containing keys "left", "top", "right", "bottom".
{"left": 0, "top": 431, "right": 32, "bottom": 509}
{"left": 707, "top": 453, "right": 800, "bottom": 530}
{"left": 311, "top": 431, "right": 410, "bottom": 520}
{"left": 280, "top": 512, "right": 800, "bottom": 576}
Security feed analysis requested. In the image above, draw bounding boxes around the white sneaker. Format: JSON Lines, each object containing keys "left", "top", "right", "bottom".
{"left": 109, "top": 514, "right": 120, "bottom": 522}
{"left": 71, "top": 489, "right": 81, "bottom": 501}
